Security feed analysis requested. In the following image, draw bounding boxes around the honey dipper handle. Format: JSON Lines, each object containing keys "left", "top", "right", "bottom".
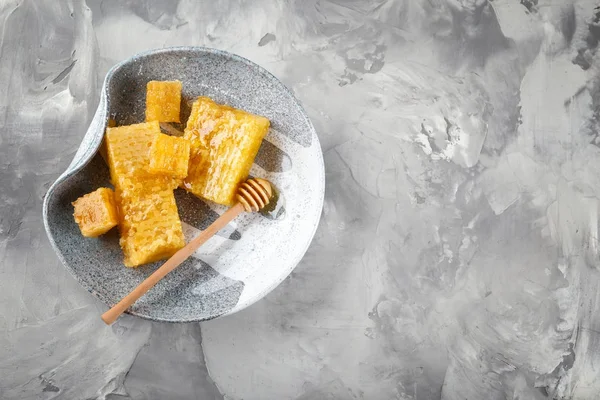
{"left": 101, "top": 202, "right": 245, "bottom": 325}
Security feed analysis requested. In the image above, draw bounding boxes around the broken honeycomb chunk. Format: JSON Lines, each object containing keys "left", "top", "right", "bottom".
{"left": 148, "top": 133, "right": 190, "bottom": 179}
{"left": 106, "top": 121, "right": 159, "bottom": 181}
{"left": 105, "top": 122, "right": 179, "bottom": 190}
{"left": 115, "top": 184, "right": 184, "bottom": 267}
{"left": 182, "top": 96, "right": 270, "bottom": 205}
{"left": 105, "top": 121, "right": 184, "bottom": 267}
{"left": 72, "top": 187, "right": 118, "bottom": 238}
{"left": 145, "top": 80, "right": 182, "bottom": 123}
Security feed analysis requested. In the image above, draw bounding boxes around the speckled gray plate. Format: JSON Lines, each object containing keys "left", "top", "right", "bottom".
{"left": 42, "top": 47, "right": 324, "bottom": 322}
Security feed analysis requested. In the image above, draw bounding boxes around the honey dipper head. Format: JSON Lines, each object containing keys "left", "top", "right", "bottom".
{"left": 236, "top": 178, "right": 274, "bottom": 212}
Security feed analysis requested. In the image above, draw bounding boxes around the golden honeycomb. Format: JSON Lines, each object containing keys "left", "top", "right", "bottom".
{"left": 72, "top": 187, "right": 118, "bottom": 238}
{"left": 105, "top": 121, "right": 184, "bottom": 267}
{"left": 148, "top": 133, "right": 190, "bottom": 179}
{"left": 182, "top": 96, "right": 270, "bottom": 205}
{"left": 145, "top": 80, "right": 182, "bottom": 123}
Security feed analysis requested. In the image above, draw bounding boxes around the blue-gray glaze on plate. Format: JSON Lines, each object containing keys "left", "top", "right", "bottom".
{"left": 42, "top": 47, "right": 325, "bottom": 322}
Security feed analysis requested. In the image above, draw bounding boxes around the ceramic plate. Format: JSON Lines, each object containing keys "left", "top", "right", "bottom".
{"left": 42, "top": 47, "right": 324, "bottom": 322}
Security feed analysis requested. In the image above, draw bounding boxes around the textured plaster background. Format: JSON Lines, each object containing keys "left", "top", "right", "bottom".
{"left": 2, "top": 0, "right": 600, "bottom": 399}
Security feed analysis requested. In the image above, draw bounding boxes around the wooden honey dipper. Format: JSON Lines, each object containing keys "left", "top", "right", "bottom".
{"left": 101, "top": 178, "right": 273, "bottom": 325}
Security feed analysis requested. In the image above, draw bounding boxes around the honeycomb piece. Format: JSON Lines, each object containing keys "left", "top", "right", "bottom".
{"left": 145, "top": 80, "right": 182, "bottom": 123}
{"left": 148, "top": 133, "right": 190, "bottom": 179}
{"left": 115, "top": 183, "right": 185, "bottom": 267}
{"left": 182, "top": 97, "right": 270, "bottom": 205}
{"left": 72, "top": 187, "right": 118, "bottom": 238}
{"left": 105, "top": 121, "right": 184, "bottom": 267}
{"left": 105, "top": 121, "right": 158, "bottom": 179}
{"left": 105, "top": 122, "right": 179, "bottom": 189}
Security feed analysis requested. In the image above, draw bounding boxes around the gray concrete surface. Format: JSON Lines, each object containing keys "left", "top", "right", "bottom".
{"left": 2, "top": 0, "right": 600, "bottom": 398}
